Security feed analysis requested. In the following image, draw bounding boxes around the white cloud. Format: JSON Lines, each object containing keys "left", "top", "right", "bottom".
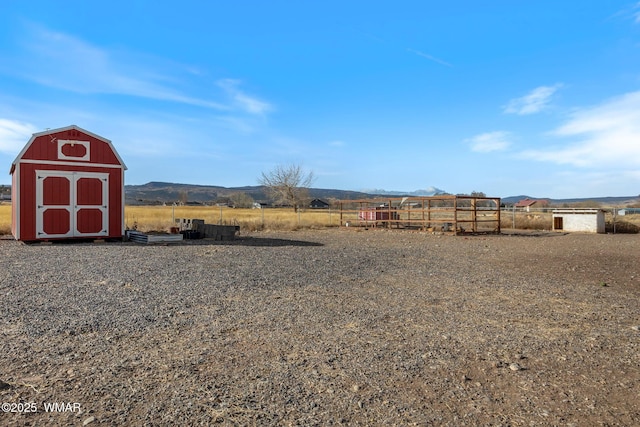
{"left": 467, "top": 131, "right": 511, "bottom": 152}
{"left": 217, "top": 79, "right": 273, "bottom": 115}
{"left": 520, "top": 90, "right": 640, "bottom": 168}
{"left": 0, "top": 119, "right": 38, "bottom": 154}
{"left": 7, "top": 25, "right": 275, "bottom": 117}
{"left": 406, "top": 48, "right": 452, "bottom": 67}
{"left": 503, "top": 84, "right": 562, "bottom": 115}
{"left": 618, "top": 2, "right": 640, "bottom": 23}
{"left": 5, "top": 25, "right": 229, "bottom": 109}
{"left": 329, "top": 140, "right": 344, "bottom": 147}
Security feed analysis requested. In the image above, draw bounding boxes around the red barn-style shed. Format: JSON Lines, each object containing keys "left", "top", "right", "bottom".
{"left": 10, "top": 125, "right": 127, "bottom": 241}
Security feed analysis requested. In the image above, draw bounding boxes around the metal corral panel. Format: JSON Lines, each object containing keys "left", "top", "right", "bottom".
{"left": 9, "top": 125, "right": 126, "bottom": 241}
{"left": 552, "top": 209, "right": 605, "bottom": 233}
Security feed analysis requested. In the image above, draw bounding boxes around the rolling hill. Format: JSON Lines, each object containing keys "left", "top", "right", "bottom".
{"left": 124, "top": 182, "right": 390, "bottom": 204}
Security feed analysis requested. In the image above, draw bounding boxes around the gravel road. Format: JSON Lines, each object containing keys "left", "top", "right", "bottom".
{"left": 1, "top": 229, "right": 639, "bottom": 426}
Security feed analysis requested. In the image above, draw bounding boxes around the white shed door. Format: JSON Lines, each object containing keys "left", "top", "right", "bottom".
{"left": 36, "top": 170, "right": 109, "bottom": 238}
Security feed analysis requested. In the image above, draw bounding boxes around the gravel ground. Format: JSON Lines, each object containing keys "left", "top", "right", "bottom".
{"left": 0, "top": 228, "right": 639, "bottom": 426}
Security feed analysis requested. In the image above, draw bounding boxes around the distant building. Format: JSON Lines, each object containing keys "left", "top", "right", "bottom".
{"left": 618, "top": 208, "right": 640, "bottom": 216}
{"left": 310, "top": 198, "right": 330, "bottom": 209}
{"left": 514, "top": 198, "right": 549, "bottom": 212}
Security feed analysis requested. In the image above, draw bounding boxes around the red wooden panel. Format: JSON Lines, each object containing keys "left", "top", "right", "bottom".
{"left": 42, "top": 209, "right": 70, "bottom": 235}
{"left": 42, "top": 176, "right": 70, "bottom": 206}
{"left": 29, "top": 135, "right": 57, "bottom": 161}
{"left": 108, "top": 169, "right": 123, "bottom": 237}
{"left": 76, "top": 208, "right": 103, "bottom": 233}
{"left": 23, "top": 134, "right": 68, "bottom": 161}
{"left": 76, "top": 177, "right": 103, "bottom": 205}
{"left": 18, "top": 163, "right": 37, "bottom": 240}
{"left": 61, "top": 143, "right": 87, "bottom": 158}
{"left": 91, "top": 140, "right": 120, "bottom": 164}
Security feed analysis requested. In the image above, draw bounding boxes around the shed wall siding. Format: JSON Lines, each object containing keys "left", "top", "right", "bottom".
{"left": 11, "top": 164, "right": 19, "bottom": 239}
{"left": 563, "top": 214, "right": 598, "bottom": 232}
{"left": 553, "top": 211, "right": 605, "bottom": 233}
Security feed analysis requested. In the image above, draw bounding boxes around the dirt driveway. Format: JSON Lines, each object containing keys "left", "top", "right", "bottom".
{"left": 0, "top": 229, "right": 638, "bottom": 425}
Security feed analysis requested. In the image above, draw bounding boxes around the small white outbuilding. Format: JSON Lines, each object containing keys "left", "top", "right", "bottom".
{"left": 552, "top": 209, "right": 605, "bottom": 233}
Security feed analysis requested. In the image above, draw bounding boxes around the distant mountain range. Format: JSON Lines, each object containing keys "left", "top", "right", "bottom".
{"left": 1, "top": 182, "right": 637, "bottom": 206}
{"left": 124, "top": 183, "right": 639, "bottom": 206}
{"left": 360, "top": 187, "right": 446, "bottom": 197}
{"left": 124, "top": 181, "right": 385, "bottom": 204}
{"left": 124, "top": 182, "right": 451, "bottom": 204}
{"left": 501, "top": 195, "right": 640, "bottom": 206}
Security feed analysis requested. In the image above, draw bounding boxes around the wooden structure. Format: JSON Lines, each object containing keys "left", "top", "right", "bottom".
{"left": 339, "top": 195, "right": 501, "bottom": 235}
{"left": 10, "top": 125, "right": 127, "bottom": 241}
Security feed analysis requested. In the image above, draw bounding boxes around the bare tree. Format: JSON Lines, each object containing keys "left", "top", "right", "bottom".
{"left": 259, "top": 164, "right": 315, "bottom": 212}
{"left": 229, "top": 192, "right": 255, "bottom": 208}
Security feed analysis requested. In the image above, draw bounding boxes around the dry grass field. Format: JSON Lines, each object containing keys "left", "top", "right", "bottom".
{"left": 124, "top": 205, "right": 341, "bottom": 232}
{"left": 0, "top": 204, "right": 10, "bottom": 235}
{"left": 0, "top": 205, "right": 341, "bottom": 236}
{"left": 1, "top": 204, "right": 638, "bottom": 236}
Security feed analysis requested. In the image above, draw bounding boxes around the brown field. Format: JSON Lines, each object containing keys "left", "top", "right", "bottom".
{"left": 0, "top": 204, "right": 10, "bottom": 235}
{"left": 124, "top": 205, "right": 342, "bottom": 232}
{"left": 1, "top": 204, "right": 639, "bottom": 236}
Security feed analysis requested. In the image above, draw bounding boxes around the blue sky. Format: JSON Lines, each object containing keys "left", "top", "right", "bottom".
{"left": 1, "top": 1, "right": 640, "bottom": 198}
